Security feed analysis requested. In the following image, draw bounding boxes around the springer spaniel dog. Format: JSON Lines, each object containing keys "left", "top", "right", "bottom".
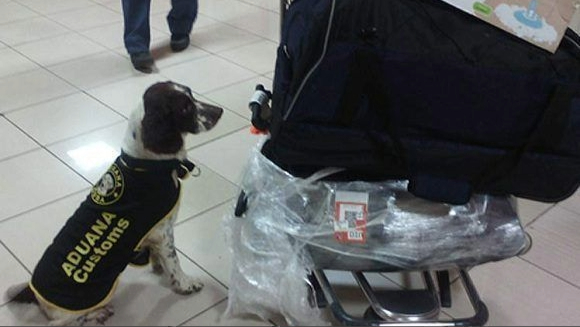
{"left": 7, "top": 81, "right": 223, "bottom": 326}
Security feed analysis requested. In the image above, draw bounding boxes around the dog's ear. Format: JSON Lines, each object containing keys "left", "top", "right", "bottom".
{"left": 140, "top": 82, "right": 186, "bottom": 154}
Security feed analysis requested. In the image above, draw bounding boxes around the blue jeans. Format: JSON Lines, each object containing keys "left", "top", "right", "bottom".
{"left": 122, "top": 0, "right": 198, "bottom": 55}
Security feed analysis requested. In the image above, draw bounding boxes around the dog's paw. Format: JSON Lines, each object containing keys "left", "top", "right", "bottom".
{"left": 171, "top": 275, "right": 204, "bottom": 295}
{"left": 73, "top": 305, "right": 114, "bottom": 326}
{"left": 92, "top": 305, "right": 114, "bottom": 325}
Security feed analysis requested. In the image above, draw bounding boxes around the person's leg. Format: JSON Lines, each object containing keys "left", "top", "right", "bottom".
{"left": 121, "top": 0, "right": 152, "bottom": 55}
{"left": 167, "top": 0, "right": 198, "bottom": 51}
{"left": 122, "top": 0, "right": 154, "bottom": 72}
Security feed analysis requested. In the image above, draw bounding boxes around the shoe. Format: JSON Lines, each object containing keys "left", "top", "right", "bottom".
{"left": 170, "top": 35, "right": 190, "bottom": 52}
{"left": 130, "top": 51, "right": 154, "bottom": 73}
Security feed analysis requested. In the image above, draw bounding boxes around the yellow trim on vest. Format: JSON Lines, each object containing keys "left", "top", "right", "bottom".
{"left": 118, "top": 157, "right": 147, "bottom": 172}
{"left": 29, "top": 278, "right": 120, "bottom": 314}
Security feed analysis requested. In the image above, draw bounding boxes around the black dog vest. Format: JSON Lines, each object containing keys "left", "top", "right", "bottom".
{"left": 29, "top": 152, "right": 194, "bottom": 312}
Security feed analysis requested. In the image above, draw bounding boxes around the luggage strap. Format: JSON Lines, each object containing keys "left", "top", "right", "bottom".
{"left": 476, "top": 85, "right": 578, "bottom": 189}
{"left": 336, "top": 47, "right": 405, "bottom": 165}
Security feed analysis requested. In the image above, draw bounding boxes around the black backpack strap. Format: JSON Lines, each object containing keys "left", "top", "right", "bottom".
{"left": 477, "top": 85, "right": 577, "bottom": 190}
{"left": 336, "top": 47, "right": 406, "bottom": 165}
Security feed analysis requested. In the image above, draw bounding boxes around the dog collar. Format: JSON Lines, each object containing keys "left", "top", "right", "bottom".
{"left": 119, "top": 151, "right": 198, "bottom": 178}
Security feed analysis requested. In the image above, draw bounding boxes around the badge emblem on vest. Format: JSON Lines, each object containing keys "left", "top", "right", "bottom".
{"left": 91, "top": 163, "right": 125, "bottom": 205}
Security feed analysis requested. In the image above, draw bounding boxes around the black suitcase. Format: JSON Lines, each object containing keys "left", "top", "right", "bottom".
{"left": 261, "top": 0, "right": 580, "bottom": 204}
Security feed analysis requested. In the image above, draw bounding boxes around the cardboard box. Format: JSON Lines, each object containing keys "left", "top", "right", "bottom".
{"left": 438, "top": 0, "right": 579, "bottom": 52}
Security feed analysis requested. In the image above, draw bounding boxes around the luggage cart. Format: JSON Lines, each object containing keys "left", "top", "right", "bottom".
{"left": 237, "top": 83, "right": 530, "bottom": 325}
{"left": 226, "top": 0, "right": 579, "bottom": 325}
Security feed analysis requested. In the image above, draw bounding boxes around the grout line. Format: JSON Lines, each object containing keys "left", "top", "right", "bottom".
{"left": 43, "top": 119, "right": 126, "bottom": 148}
{"left": 0, "top": 239, "right": 33, "bottom": 276}
{"left": 175, "top": 298, "right": 228, "bottom": 326}
{"left": 174, "top": 196, "right": 236, "bottom": 228}
{"left": 176, "top": 247, "right": 229, "bottom": 290}
{"left": 0, "top": 113, "right": 111, "bottom": 187}
{"left": 0, "top": 187, "right": 90, "bottom": 225}
{"left": 237, "top": 0, "right": 280, "bottom": 14}
{"left": 517, "top": 254, "right": 580, "bottom": 291}
{"left": 523, "top": 203, "right": 557, "bottom": 228}
{"left": 185, "top": 125, "right": 251, "bottom": 152}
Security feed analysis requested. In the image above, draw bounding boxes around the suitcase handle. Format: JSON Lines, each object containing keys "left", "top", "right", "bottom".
{"left": 249, "top": 84, "right": 272, "bottom": 132}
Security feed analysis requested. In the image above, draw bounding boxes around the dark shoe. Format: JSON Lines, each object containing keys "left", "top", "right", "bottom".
{"left": 130, "top": 51, "right": 154, "bottom": 73}
{"left": 170, "top": 35, "right": 190, "bottom": 52}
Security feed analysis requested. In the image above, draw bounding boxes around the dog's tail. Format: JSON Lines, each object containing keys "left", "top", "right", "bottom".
{"left": 6, "top": 282, "right": 37, "bottom": 304}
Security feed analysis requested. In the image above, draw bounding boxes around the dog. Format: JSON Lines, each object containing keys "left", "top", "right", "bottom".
{"left": 7, "top": 81, "right": 223, "bottom": 326}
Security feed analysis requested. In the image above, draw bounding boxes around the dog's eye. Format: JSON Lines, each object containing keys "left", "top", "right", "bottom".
{"left": 181, "top": 104, "right": 194, "bottom": 115}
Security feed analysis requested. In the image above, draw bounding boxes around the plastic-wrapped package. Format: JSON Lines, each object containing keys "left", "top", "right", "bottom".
{"left": 223, "top": 143, "right": 527, "bottom": 325}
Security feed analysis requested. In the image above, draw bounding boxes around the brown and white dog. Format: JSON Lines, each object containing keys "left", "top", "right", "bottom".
{"left": 6, "top": 81, "right": 223, "bottom": 326}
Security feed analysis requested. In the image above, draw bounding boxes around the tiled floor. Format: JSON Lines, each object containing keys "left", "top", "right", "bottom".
{"left": 0, "top": 0, "right": 579, "bottom": 326}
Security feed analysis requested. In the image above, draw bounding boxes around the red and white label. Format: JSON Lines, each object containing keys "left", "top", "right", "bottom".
{"left": 334, "top": 191, "right": 368, "bottom": 244}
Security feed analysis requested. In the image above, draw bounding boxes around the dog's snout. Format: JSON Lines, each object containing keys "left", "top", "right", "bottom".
{"left": 196, "top": 102, "right": 223, "bottom": 133}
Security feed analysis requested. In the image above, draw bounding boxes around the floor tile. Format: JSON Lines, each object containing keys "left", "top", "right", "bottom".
{"left": 0, "top": 243, "right": 31, "bottom": 306}
{"left": 47, "top": 5, "right": 121, "bottom": 31}
{"left": 192, "top": 13, "right": 222, "bottom": 29}
{"left": 227, "top": 9, "right": 280, "bottom": 42}
{"left": 0, "top": 303, "right": 46, "bottom": 326}
{"left": 149, "top": 0, "right": 172, "bottom": 15}
{"left": 16, "top": 0, "right": 96, "bottom": 15}
{"left": 443, "top": 258, "right": 580, "bottom": 326}
{"left": 199, "top": 0, "right": 261, "bottom": 23}
{"left": 0, "top": 48, "right": 38, "bottom": 78}
{"left": 0, "top": 191, "right": 88, "bottom": 270}
{"left": 150, "top": 12, "right": 220, "bottom": 34}
{"left": 182, "top": 300, "right": 272, "bottom": 326}
{"left": 522, "top": 206, "right": 580, "bottom": 287}
{"left": 557, "top": 189, "right": 580, "bottom": 214}
{"left": 97, "top": 0, "right": 120, "bottom": 13}
{"left": 0, "top": 69, "right": 76, "bottom": 114}
{"left": 218, "top": 40, "right": 278, "bottom": 75}
{"left": 0, "top": 16, "right": 69, "bottom": 47}
{"left": 515, "top": 197, "right": 554, "bottom": 227}
{"left": 0, "top": 149, "right": 89, "bottom": 222}
{"left": 47, "top": 122, "right": 127, "bottom": 184}
{"left": 82, "top": 21, "right": 166, "bottom": 51}
{"left": 150, "top": 42, "right": 211, "bottom": 70}
{"left": 0, "top": 1, "right": 38, "bottom": 25}
{"left": 48, "top": 51, "right": 136, "bottom": 90}
{"left": 240, "top": 0, "right": 281, "bottom": 12}
{"left": 379, "top": 270, "right": 435, "bottom": 290}
{"left": 6, "top": 92, "right": 124, "bottom": 145}
{"left": 187, "top": 129, "right": 263, "bottom": 185}
{"left": 176, "top": 164, "right": 238, "bottom": 224}
{"left": 15, "top": 32, "right": 107, "bottom": 67}
{"left": 190, "top": 23, "right": 263, "bottom": 54}
{"left": 102, "top": 258, "right": 227, "bottom": 326}
{"left": 86, "top": 74, "right": 166, "bottom": 118}
{"left": 174, "top": 203, "right": 234, "bottom": 286}
{"left": 184, "top": 106, "right": 250, "bottom": 150}
{"left": 0, "top": 254, "right": 227, "bottom": 326}
{"left": 0, "top": 117, "right": 38, "bottom": 161}
{"left": 263, "top": 71, "right": 274, "bottom": 79}
{"left": 161, "top": 55, "right": 257, "bottom": 95}
{"left": 204, "top": 76, "right": 273, "bottom": 118}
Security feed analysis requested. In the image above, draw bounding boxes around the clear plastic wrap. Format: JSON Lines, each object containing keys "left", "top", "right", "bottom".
{"left": 223, "top": 142, "right": 527, "bottom": 325}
